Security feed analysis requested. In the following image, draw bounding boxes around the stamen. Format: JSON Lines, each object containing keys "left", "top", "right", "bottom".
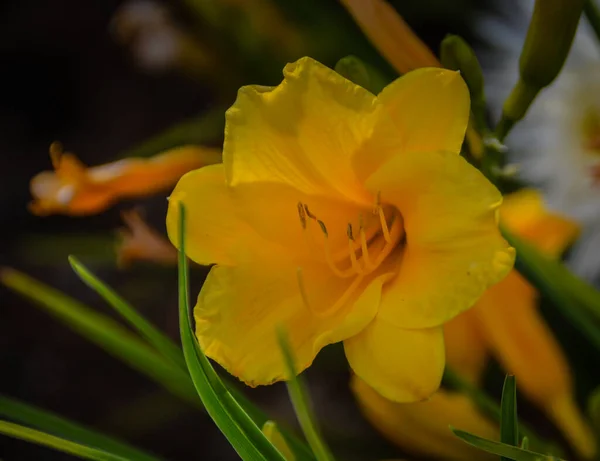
{"left": 313, "top": 275, "right": 365, "bottom": 317}
{"left": 359, "top": 219, "right": 375, "bottom": 271}
{"left": 303, "top": 204, "right": 317, "bottom": 220}
{"left": 296, "top": 267, "right": 313, "bottom": 312}
{"left": 378, "top": 206, "right": 392, "bottom": 243}
{"left": 347, "top": 224, "right": 364, "bottom": 275}
{"left": 297, "top": 267, "right": 365, "bottom": 318}
{"left": 375, "top": 192, "right": 392, "bottom": 243}
{"left": 318, "top": 220, "right": 354, "bottom": 278}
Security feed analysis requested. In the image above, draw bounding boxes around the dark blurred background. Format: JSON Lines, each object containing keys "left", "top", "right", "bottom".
{"left": 0, "top": 1, "right": 486, "bottom": 459}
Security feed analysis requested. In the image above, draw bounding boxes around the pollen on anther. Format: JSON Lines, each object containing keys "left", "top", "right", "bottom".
{"left": 297, "top": 202, "right": 307, "bottom": 229}
{"left": 303, "top": 204, "right": 317, "bottom": 220}
{"left": 347, "top": 223, "right": 355, "bottom": 241}
{"left": 317, "top": 219, "right": 328, "bottom": 237}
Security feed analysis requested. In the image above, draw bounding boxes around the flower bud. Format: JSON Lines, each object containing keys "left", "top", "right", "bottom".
{"left": 498, "top": 0, "right": 585, "bottom": 140}
{"left": 440, "top": 35, "right": 486, "bottom": 133}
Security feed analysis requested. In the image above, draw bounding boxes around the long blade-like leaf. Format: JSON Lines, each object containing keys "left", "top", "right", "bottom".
{"left": 0, "top": 420, "right": 129, "bottom": 461}
{"left": 443, "top": 368, "right": 562, "bottom": 456}
{"left": 277, "top": 329, "right": 335, "bottom": 461}
{"left": 1, "top": 267, "right": 200, "bottom": 406}
{"left": 0, "top": 395, "right": 160, "bottom": 461}
{"left": 1, "top": 267, "right": 313, "bottom": 459}
{"left": 69, "top": 255, "right": 185, "bottom": 369}
{"left": 452, "top": 428, "right": 566, "bottom": 461}
{"left": 177, "top": 203, "right": 287, "bottom": 461}
{"left": 500, "top": 374, "right": 519, "bottom": 461}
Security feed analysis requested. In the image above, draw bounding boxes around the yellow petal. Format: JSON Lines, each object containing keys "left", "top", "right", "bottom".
{"left": 194, "top": 262, "right": 386, "bottom": 386}
{"left": 167, "top": 164, "right": 376, "bottom": 266}
{"left": 344, "top": 315, "right": 445, "bottom": 402}
{"left": 30, "top": 143, "right": 221, "bottom": 216}
{"left": 352, "top": 377, "right": 498, "bottom": 461}
{"left": 224, "top": 56, "right": 377, "bottom": 204}
{"left": 473, "top": 271, "right": 596, "bottom": 459}
{"left": 167, "top": 164, "right": 293, "bottom": 266}
{"left": 366, "top": 150, "right": 514, "bottom": 329}
{"left": 354, "top": 68, "right": 470, "bottom": 181}
{"left": 339, "top": 0, "right": 439, "bottom": 75}
{"left": 444, "top": 311, "right": 489, "bottom": 386}
{"left": 500, "top": 189, "right": 580, "bottom": 258}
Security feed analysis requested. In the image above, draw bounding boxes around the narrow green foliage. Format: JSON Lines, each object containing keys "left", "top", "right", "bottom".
{"left": 500, "top": 375, "right": 519, "bottom": 461}
{"left": 0, "top": 267, "right": 200, "bottom": 407}
{"left": 69, "top": 255, "right": 185, "bottom": 369}
{"left": 0, "top": 420, "right": 129, "bottom": 461}
{"left": 177, "top": 203, "right": 287, "bottom": 461}
{"left": 277, "top": 329, "right": 335, "bottom": 461}
{"left": 1, "top": 267, "right": 313, "bottom": 459}
{"left": 0, "top": 396, "right": 160, "bottom": 461}
{"left": 443, "top": 368, "right": 562, "bottom": 456}
{"left": 587, "top": 387, "right": 600, "bottom": 437}
{"left": 452, "top": 428, "right": 566, "bottom": 461}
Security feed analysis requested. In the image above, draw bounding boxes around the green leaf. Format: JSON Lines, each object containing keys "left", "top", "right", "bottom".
{"left": 277, "top": 329, "right": 335, "bottom": 461}
{"left": 451, "top": 428, "right": 566, "bottom": 461}
{"left": 0, "top": 420, "right": 129, "bottom": 461}
{"left": 69, "top": 255, "right": 186, "bottom": 369}
{"left": 442, "top": 368, "right": 563, "bottom": 456}
{"left": 503, "top": 227, "right": 600, "bottom": 353}
{"left": 1, "top": 267, "right": 313, "bottom": 460}
{"left": 0, "top": 267, "right": 200, "bottom": 407}
{"left": 0, "top": 395, "right": 160, "bottom": 461}
{"left": 500, "top": 375, "right": 519, "bottom": 461}
{"left": 177, "top": 203, "right": 287, "bottom": 461}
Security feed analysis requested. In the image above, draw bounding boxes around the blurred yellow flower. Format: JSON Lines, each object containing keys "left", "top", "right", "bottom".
{"left": 352, "top": 376, "right": 497, "bottom": 461}
{"left": 29, "top": 143, "right": 221, "bottom": 216}
{"left": 353, "top": 189, "right": 595, "bottom": 459}
{"left": 167, "top": 57, "right": 514, "bottom": 402}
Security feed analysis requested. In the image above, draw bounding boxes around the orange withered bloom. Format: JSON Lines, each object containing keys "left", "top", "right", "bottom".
{"left": 117, "top": 209, "right": 178, "bottom": 268}
{"left": 29, "top": 143, "right": 221, "bottom": 216}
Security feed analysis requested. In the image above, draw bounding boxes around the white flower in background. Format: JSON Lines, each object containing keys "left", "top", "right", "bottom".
{"left": 478, "top": 0, "right": 600, "bottom": 282}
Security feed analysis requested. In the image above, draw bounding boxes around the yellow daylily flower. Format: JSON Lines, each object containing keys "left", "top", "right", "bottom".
{"left": 353, "top": 189, "right": 595, "bottom": 460}
{"left": 29, "top": 143, "right": 221, "bottom": 216}
{"left": 449, "top": 189, "right": 596, "bottom": 459}
{"left": 166, "top": 57, "right": 514, "bottom": 402}
{"left": 117, "top": 210, "right": 178, "bottom": 268}
{"left": 352, "top": 376, "right": 498, "bottom": 461}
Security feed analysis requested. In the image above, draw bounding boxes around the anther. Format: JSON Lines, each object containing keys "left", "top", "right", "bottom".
{"left": 317, "top": 219, "right": 328, "bottom": 237}
{"left": 303, "top": 204, "right": 317, "bottom": 220}
{"left": 297, "top": 202, "right": 307, "bottom": 229}
{"left": 296, "top": 267, "right": 313, "bottom": 312}
{"left": 346, "top": 223, "right": 354, "bottom": 241}
{"left": 347, "top": 223, "right": 363, "bottom": 274}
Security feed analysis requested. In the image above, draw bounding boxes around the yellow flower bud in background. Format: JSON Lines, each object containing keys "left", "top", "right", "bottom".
{"left": 497, "top": 0, "right": 585, "bottom": 140}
